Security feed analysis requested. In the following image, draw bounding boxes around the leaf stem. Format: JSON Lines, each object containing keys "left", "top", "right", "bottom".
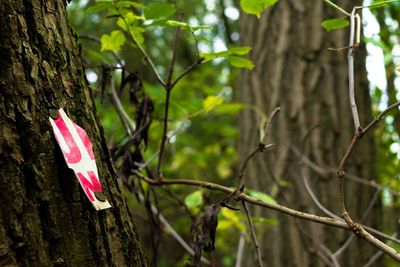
{"left": 323, "top": 0, "right": 351, "bottom": 17}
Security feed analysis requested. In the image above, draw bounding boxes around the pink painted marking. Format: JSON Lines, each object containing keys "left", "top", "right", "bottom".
{"left": 53, "top": 112, "right": 82, "bottom": 164}
{"left": 77, "top": 171, "right": 102, "bottom": 202}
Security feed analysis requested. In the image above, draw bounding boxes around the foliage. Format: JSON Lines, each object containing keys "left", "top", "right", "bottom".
{"left": 240, "top": 0, "right": 278, "bottom": 17}
{"left": 321, "top": 17, "right": 349, "bottom": 31}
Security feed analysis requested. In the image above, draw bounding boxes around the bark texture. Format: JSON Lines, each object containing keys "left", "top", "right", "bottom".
{"left": 0, "top": 0, "right": 147, "bottom": 266}
{"left": 238, "top": 1, "right": 381, "bottom": 266}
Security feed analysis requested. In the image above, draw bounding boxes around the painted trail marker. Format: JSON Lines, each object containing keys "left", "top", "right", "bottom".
{"left": 49, "top": 108, "right": 112, "bottom": 210}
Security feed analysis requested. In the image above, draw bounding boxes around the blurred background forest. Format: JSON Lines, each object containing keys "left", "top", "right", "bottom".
{"left": 66, "top": 0, "right": 400, "bottom": 266}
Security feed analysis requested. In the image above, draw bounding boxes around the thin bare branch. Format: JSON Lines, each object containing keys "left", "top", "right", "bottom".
{"left": 292, "top": 146, "right": 400, "bottom": 197}
{"left": 109, "top": 73, "right": 136, "bottom": 136}
{"left": 301, "top": 167, "right": 340, "bottom": 220}
{"left": 133, "top": 171, "right": 384, "bottom": 236}
{"left": 363, "top": 251, "right": 384, "bottom": 267}
{"left": 363, "top": 101, "right": 400, "bottom": 133}
{"left": 262, "top": 107, "right": 280, "bottom": 144}
{"left": 234, "top": 232, "right": 246, "bottom": 267}
{"left": 348, "top": 9, "right": 361, "bottom": 131}
{"left": 119, "top": 14, "right": 166, "bottom": 87}
{"left": 236, "top": 108, "right": 279, "bottom": 189}
{"left": 170, "top": 58, "right": 204, "bottom": 89}
{"left": 136, "top": 192, "right": 210, "bottom": 265}
{"left": 166, "top": 14, "right": 184, "bottom": 88}
{"left": 236, "top": 144, "right": 273, "bottom": 189}
{"left": 337, "top": 134, "right": 358, "bottom": 215}
{"left": 323, "top": 0, "right": 351, "bottom": 16}
{"left": 156, "top": 88, "right": 172, "bottom": 181}
{"left": 242, "top": 201, "right": 263, "bottom": 267}
{"left": 334, "top": 187, "right": 381, "bottom": 257}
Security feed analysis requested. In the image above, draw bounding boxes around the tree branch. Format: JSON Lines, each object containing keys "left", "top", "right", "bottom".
{"left": 119, "top": 13, "right": 166, "bottom": 87}
{"left": 347, "top": 9, "right": 361, "bottom": 131}
{"left": 170, "top": 58, "right": 204, "bottom": 89}
{"left": 242, "top": 201, "right": 263, "bottom": 267}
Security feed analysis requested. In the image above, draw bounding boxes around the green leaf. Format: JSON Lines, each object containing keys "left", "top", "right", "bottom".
{"left": 215, "top": 103, "right": 246, "bottom": 114}
{"left": 115, "top": 1, "right": 144, "bottom": 9}
{"left": 369, "top": 0, "right": 400, "bottom": 9}
{"left": 228, "top": 56, "right": 254, "bottom": 69}
{"left": 117, "top": 13, "right": 145, "bottom": 44}
{"left": 165, "top": 20, "right": 213, "bottom": 31}
{"left": 199, "top": 51, "right": 230, "bottom": 61}
{"left": 101, "top": 30, "right": 126, "bottom": 52}
{"left": 184, "top": 190, "right": 203, "bottom": 209}
{"left": 131, "top": 27, "right": 145, "bottom": 44}
{"left": 321, "top": 18, "right": 349, "bottom": 31}
{"left": 200, "top": 47, "right": 251, "bottom": 63}
{"left": 228, "top": 46, "right": 252, "bottom": 55}
{"left": 246, "top": 189, "right": 277, "bottom": 204}
{"left": 144, "top": 3, "right": 176, "bottom": 20}
{"left": 85, "top": 1, "right": 115, "bottom": 13}
{"left": 203, "top": 96, "right": 224, "bottom": 112}
{"left": 240, "top": 0, "right": 278, "bottom": 17}
{"left": 117, "top": 12, "right": 143, "bottom": 30}
{"left": 165, "top": 20, "right": 187, "bottom": 27}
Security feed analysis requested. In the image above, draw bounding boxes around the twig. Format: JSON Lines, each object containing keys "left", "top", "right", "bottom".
{"left": 156, "top": 88, "right": 172, "bottom": 181}
{"left": 348, "top": 8, "right": 361, "bottom": 131}
{"left": 170, "top": 58, "right": 204, "bottom": 89}
{"left": 335, "top": 102, "right": 400, "bottom": 254}
{"left": 363, "top": 251, "right": 383, "bottom": 267}
{"left": 355, "top": 0, "right": 400, "bottom": 10}
{"left": 134, "top": 171, "right": 400, "bottom": 252}
{"left": 363, "top": 101, "right": 400, "bottom": 133}
{"left": 242, "top": 201, "right": 263, "bottom": 267}
{"left": 337, "top": 134, "right": 358, "bottom": 217}
{"left": 156, "top": 15, "right": 184, "bottom": 180}
{"left": 262, "top": 107, "right": 280, "bottom": 144}
{"left": 136, "top": 192, "right": 210, "bottom": 265}
{"left": 119, "top": 13, "right": 166, "bottom": 87}
{"left": 132, "top": 170, "right": 397, "bottom": 242}
{"left": 166, "top": 14, "right": 184, "bottom": 88}
{"left": 236, "top": 108, "right": 280, "bottom": 189}
{"left": 301, "top": 167, "right": 340, "bottom": 220}
{"left": 333, "top": 7, "right": 400, "bottom": 257}
{"left": 236, "top": 144, "right": 273, "bottom": 190}
{"left": 234, "top": 232, "right": 246, "bottom": 267}
{"left": 323, "top": 0, "right": 351, "bottom": 16}
{"left": 335, "top": 135, "right": 400, "bottom": 261}
{"left": 292, "top": 146, "right": 400, "bottom": 197}
{"left": 320, "top": 244, "right": 341, "bottom": 267}
{"left": 293, "top": 220, "right": 340, "bottom": 267}
{"left": 334, "top": 187, "right": 381, "bottom": 257}
{"left": 109, "top": 73, "right": 136, "bottom": 136}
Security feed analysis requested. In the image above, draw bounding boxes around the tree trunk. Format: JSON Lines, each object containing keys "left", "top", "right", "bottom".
{"left": 0, "top": 0, "right": 147, "bottom": 266}
{"left": 238, "top": 1, "right": 381, "bottom": 266}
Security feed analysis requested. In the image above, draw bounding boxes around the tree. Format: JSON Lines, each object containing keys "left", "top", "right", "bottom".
{"left": 238, "top": 0, "right": 381, "bottom": 266}
{"left": 0, "top": 0, "right": 147, "bottom": 266}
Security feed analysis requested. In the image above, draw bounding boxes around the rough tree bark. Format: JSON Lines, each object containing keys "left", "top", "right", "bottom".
{"left": 0, "top": 0, "right": 147, "bottom": 266}
{"left": 238, "top": 1, "right": 381, "bottom": 266}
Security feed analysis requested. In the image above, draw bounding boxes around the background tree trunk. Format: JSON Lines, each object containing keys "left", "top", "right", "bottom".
{"left": 0, "top": 0, "right": 147, "bottom": 266}
{"left": 238, "top": 1, "right": 381, "bottom": 266}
